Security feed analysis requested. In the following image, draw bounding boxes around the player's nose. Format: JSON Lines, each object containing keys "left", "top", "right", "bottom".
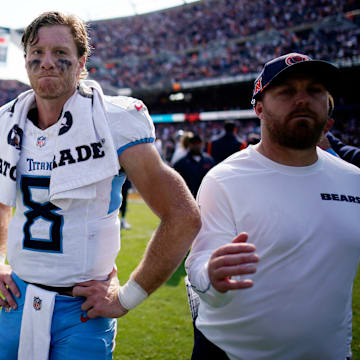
{"left": 40, "top": 52, "right": 56, "bottom": 70}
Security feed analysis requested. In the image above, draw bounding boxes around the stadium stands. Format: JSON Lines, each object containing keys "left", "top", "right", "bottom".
{"left": 0, "top": 0, "right": 358, "bottom": 153}
{"left": 87, "top": 0, "right": 359, "bottom": 89}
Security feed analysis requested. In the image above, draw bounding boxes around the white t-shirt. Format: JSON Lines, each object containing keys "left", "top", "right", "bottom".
{"left": 186, "top": 145, "right": 360, "bottom": 360}
{"left": 7, "top": 92, "right": 155, "bottom": 287}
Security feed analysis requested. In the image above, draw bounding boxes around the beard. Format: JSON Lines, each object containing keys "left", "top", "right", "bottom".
{"left": 264, "top": 107, "right": 327, "bottom": 150}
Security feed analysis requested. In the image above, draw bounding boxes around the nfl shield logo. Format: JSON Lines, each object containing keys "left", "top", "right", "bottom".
{"left": 36, "top": 136, "right": 46, "bottom": 148}
{"left": 33, "top": 296, "right": 42, "bottom": 311}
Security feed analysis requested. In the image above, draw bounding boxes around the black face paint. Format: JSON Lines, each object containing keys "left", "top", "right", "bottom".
{"left": 28, "top": 59, "right": 40, "bottom": 71}
{"left": 57, "top": 59, "right": 72, "bottom": 72}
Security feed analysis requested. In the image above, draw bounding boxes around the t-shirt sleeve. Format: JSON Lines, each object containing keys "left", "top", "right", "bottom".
{"left": 104, "top": 95, "right": 156, "bottom": 156}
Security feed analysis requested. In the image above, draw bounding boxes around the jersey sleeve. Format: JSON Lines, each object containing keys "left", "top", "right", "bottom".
{"left": 104, "top": 95, "right": 156, "bottom": 156}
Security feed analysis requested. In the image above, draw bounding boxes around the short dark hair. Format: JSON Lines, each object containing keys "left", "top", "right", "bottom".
{"left": 22, "top": 11, "right": 91, "bottom": 79}
{"left": 224, "top": 121, "right": 235, "bottom": 133}
{"left": 189, "top": 134, "right": 202, "bottom": 144}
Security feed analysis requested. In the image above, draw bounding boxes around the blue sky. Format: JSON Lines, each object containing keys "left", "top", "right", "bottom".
{"left": 0, "top": 0, "right": 199, "bottom": 29}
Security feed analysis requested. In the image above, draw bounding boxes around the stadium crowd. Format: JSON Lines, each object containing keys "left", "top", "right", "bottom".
{"left": 86, "top": 0, "right": 359, "bottom": 89}
{"left": 155, "top": 119, "right": 259, "bottom": 164}
{"left": 0, "top": 0, "right": 358, "bottom": 155}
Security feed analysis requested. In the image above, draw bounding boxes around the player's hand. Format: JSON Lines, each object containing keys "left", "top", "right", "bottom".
{"left": 0, "top": 264, "right": 20, "bottom": 310}
{"left": 208, "top": 232, "right": 259, "bottom": 293}
{"left": 72, "top": 266, "right": 128, "bottom": 319}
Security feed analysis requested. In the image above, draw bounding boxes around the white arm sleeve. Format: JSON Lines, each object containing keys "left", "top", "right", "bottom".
{"left": 185, "top": 173, "right": 238, "bottom": 307}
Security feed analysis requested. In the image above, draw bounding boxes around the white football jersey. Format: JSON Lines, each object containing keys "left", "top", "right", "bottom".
{"left": 7, "top": 93, "right": 155, "bottom": 286}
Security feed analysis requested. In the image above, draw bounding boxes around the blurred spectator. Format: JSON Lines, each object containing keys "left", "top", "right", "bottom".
{"left": 326, "top": 132, "right": 360, "bottom": 168}
{"left": 171, "top": 130, "right": 194, "bottom": 165}
{"left": 174, "top": 134, "right": 216, "bottom": 197}
{"left": 120, "top": 178, "right": 132, "bottom": 230}
{"left": 318, "top": 94, "right": 360, "bottom": 167}
{"left": 207, "top": 120, "right": 247, "bottom": 164}
{"left": 247, "top": 132, "right": 261, "bottom": 145}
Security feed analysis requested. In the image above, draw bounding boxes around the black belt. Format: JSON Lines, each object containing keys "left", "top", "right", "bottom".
{"left": 26, "top": 282, "right": 74, "bottom": 296}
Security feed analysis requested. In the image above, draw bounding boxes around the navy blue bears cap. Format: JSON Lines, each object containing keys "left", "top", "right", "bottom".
{"left": 251, "top": 53, "right": 340, "bottom": 106}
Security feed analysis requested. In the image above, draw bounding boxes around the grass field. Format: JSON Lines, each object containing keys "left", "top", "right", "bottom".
{"left": 114, "top": 199, "right": 193, "bottom": 360}
{"left": 117, "top": 197, "right": 360, "bottom": 360}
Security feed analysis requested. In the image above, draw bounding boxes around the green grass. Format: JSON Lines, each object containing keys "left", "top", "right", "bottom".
{"left": 114, "top": 200, "right": 192, "bottom": 360}
{"left": 117, "top": 199, "right": 360, "bottom": 359}
{"left": 353, "top": 271, "right": 360, "bottom": 357}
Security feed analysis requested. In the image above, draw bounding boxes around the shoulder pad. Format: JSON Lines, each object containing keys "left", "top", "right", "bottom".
{"left": 105, "top": 95, "right": 147, "bottom": 113}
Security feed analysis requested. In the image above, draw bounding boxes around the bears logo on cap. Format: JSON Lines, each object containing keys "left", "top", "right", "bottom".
{"left": 253, "top": 77, "right": 262, "bottom": 96}
{"left": 285, "top": 53, "right": 311, "bottom": 66}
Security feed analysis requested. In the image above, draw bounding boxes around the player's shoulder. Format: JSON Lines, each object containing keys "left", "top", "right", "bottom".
{"left": 0, "top": 89, "right": 34, "bottom": 128}
{"left": 104, "top": 95, "right": 147, "bottom": 115}
{"left": 102, "top": 94, "right": 155, "bottom": 148}
{"left": 0, "top": 99, "right": 16, "bottom": 119}
{"left": 0, "top": 89, "right": 33, "bottom": 119}
{"left": 79, "top": 79, "right": 149, "bottom": 120}
{"left": 103, "top": 95, "right": 154, "bottom": 131}
{"left": 0, "top": 89, "right": 35, "bottom": 117}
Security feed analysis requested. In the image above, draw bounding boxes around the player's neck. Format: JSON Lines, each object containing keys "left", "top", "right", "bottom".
{"left": 254, "top": 141, "right": 318, "bottom": 167}
{"left": 34, "top": 95, "right": 70, "bottom": 130}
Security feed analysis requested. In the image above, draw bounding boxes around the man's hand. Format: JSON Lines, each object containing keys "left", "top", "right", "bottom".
{"left": 72, "top": 267, "right": 128, "bottom": 319}
{"left": 0, "top": 264, "right": 20, "bottom": 310}
{"left": 208, "top": 232, "right": 259, "bottom": 293}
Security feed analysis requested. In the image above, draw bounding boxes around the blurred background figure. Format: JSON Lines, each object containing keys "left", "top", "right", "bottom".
{"left": 171, "top": 130, "right": 193, "bottom": 166}
{"left": 246, "top": 132, "right": 261, "bottom": 146}
{"left": 207, "top": 120, "right": 247, "bottom": 164}
{"left": 174, "top": 134, "right": 215, "bottom": 198}
{"left": 326, "top": 132, "right": 360, "bottom": 167}
{"left": 318, "top": 94, "right": 360, "bottom": 168}
{"left": 120, "top": 178, "right": 132, "bottom": 230}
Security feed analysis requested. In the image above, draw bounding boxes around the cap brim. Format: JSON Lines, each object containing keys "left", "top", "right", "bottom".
{"left": 267, "top": 60, "right": 341, "bottom": 96}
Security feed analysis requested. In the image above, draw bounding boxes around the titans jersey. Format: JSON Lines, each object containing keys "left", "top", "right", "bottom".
{"left": 7, "top": 93, "right": 155, "bottom": 287}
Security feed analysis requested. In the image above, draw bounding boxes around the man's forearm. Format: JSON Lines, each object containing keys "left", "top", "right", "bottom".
{"left": 131, "top": 208, "right": 201, "bottom": 295}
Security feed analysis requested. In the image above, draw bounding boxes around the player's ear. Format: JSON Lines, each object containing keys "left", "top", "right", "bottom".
{"left": 76, "top": 55, "right": 86, "bottom": 79}
{"left": 254, "top": 101, "right": 264, "bottom": 120}
{"left": 324, "top": 117, "right": 334, "bottom": 133}
{"left": 79, "top": 55, "right": 86, "bottom": 69}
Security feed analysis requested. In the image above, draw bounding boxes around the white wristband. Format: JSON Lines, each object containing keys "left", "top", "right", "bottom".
{"left": 0, "top": 253, "right": 5, "bottom": 264}
{"left": 118, "top": 279, "right": 148, "bottom": 310}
